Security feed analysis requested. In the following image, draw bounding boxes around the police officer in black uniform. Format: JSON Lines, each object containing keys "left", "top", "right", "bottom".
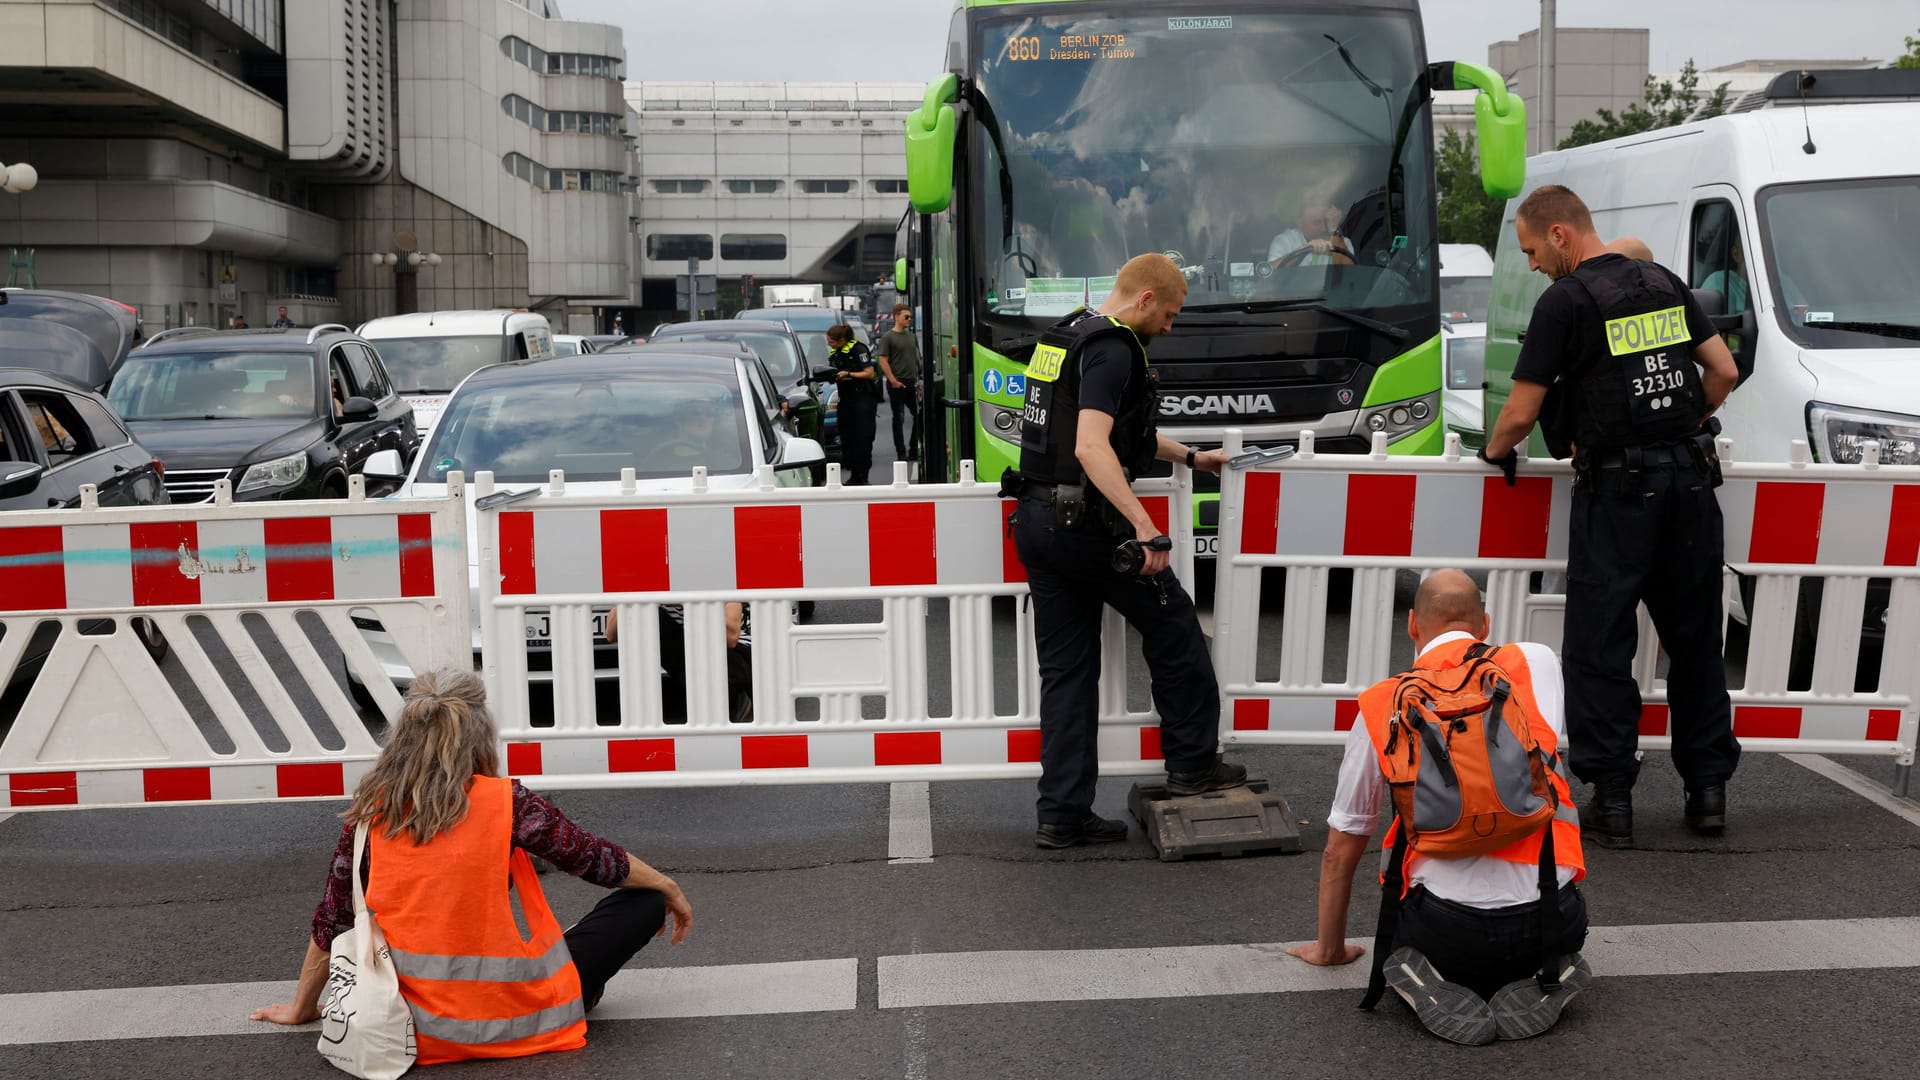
{"left": 1008, "top": 253, "right": 1246, "bottom": 849}
{"left": 1482, "top": 185, "right": 1742, "bottom": 848}
{"left": 827, "top": 323, "right": 880, "bottom": 485}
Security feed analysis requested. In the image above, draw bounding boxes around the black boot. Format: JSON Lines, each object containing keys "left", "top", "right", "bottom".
{"left": 1165, "top": 757, "right": 1248, "bottom": 797}
{"left": 1684, "top": 783, "right": 1726, "bottom": 835}
{"left": 1034, "top": 813, "right": 1130, "bottom": 849}
{"left": 1582, "top": 776, "right": 1634, "bottom": 849}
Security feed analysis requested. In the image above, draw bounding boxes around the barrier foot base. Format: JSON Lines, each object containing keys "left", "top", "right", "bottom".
{"left": 1895, "top": 763, "right": 1912, "bottom": 800}
{"left": 1127, "top": 778, "right": 1304, "bottom": 862}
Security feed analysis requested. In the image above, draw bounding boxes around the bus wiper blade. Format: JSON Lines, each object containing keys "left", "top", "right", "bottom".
{"left": 1802, "top": 320, "right": 1920, "bottom": 341}
{"left": 1183, "top": 299, "right": 1409, "bottom": 342}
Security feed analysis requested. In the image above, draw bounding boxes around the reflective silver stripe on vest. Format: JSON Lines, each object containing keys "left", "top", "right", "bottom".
{"left": 389, "top": 936, "right": 573, "bottom": 983}
{"left": 407, "top": 997, "right": 585, "bottom": 1045}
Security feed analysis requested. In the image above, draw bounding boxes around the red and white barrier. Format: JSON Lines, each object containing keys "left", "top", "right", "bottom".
{"left": 1211, "top": 431, "right": 1919, "bottom": 784}
{"left": 0, "top": 477, "right": 471, "bottom": 812}
{"left": 475, "top": 461, "right": 1195, "bottom": 788}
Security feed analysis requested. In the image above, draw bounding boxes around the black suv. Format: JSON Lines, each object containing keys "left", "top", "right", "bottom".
{"left": 0, "top": 368, "right": 167, "bottom": 510}
{"left": 105, "top": 325, "right": 417, "bottom": 502}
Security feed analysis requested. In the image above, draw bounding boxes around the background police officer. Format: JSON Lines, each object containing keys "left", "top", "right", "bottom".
{"left": 827, "top": 323, "right": 880, "bottom": 485}
{"left": 1482, "top": 185, "right": 1742, "bottom": 849}
{"left": 1010, "top": 253, "right": 1244, "bottom": 849}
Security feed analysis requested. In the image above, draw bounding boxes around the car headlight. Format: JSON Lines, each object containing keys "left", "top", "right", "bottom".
{"left": 1356, "top": 392, "right": 1439, "bottom": 444}
{"left": 236, "top": 452, "right": 309, "bottom": 493}
{"left": 978, "top": 400, "right": 1022, "bottom": 442}
{"left": 1808, "top": 403, "right": 1920, "bottom": 466}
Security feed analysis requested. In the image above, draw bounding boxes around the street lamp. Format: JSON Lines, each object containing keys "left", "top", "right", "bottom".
{"left": 369, "top": 251, "right": 441, "bottom": 267}
{"left": 1, "top": 162, "right": 38, "bottom": 194}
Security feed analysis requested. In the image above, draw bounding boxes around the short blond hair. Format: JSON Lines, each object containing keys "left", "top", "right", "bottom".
{"left": 1516, "top": 184, "right": 1596, "bottom": 236}
{"left": 1112, "top": 253, "right": 1188, "bottom": 300}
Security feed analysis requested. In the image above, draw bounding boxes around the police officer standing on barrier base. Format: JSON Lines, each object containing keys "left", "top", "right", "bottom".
{"left": 826, "top": 323, "right": 880, "bottom": 485}
{"left": 1006, "top": 253, "right": 1245, "bottom": 849}
{"left": 1481, "top": 185, "right": 1742, "bottom": 848}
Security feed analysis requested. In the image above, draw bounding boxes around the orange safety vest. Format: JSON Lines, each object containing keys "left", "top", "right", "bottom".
{"left": 366, "top": 776, "right": 587, "bottom": 1065}
{"left": 1359, "top": 638, "right": 1586, "bottom": 896}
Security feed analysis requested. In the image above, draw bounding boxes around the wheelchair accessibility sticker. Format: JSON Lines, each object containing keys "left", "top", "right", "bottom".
{"left": 1005, "top": 374, "right": 1027, "bottom": 398}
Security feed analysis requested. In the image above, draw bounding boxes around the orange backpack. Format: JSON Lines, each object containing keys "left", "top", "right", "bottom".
{"left": 1376, "top": 643, "right": 1558, "bottom": 858}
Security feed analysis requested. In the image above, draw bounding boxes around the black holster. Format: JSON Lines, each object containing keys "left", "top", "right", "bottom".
{"left": 1687, "top": 417, "right": 1725, "bottom": 488}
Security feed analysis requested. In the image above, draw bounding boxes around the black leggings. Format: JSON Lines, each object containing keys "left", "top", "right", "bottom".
{"left": 1394, "top": 885, "right": 1589, "bottom": 1000}
{"left": 563, "top": 888, "right": 667, "bottom": 1011}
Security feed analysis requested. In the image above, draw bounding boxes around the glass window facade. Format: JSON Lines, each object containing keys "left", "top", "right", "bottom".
{"left": 725, "top": 180, "right": 782, "bottom": 194}
{"left": 798, "top": 179, "right": 854, "bottom": 195}
{"left": 647, "top": 234, "right": 715, "bottom": 261}
{"left": 501, "top": 95, "right": 622, "bottom": 137}
{"left": 503, "top": 153, "right": 627, "bottom": 193}
{"left": 720, "top": 234, "right": 788, "bottom": 261}
{"left": 500, "top": 36, "right": 622, "bottom": 80}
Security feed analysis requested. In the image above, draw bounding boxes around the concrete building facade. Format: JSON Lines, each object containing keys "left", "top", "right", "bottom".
{"left": 1489, "top": 27, "right": 1650, "bottom": 152}
{"left": 0, "top": 0, "right": 636, "bottom": 335}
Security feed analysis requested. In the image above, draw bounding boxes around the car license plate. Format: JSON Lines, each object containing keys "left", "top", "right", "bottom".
{"left": 524, "top": 609, "right": 610, "bottom": 646}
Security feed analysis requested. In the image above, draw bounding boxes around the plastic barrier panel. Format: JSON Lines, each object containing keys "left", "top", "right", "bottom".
{"left": 0, "top": 477, "right": 471, "bottom": 811}
{"left": 1210, "top": 431, "right": 1918, "bottom": 784}
{"left": 476, "top": 461, "right": 1195, "bottom": 788}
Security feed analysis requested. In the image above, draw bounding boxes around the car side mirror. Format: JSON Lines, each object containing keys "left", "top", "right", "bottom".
{"left": 0, "top": 459, "right": 45, "bottom": 499}
{"left": 806, "top": 366, "right": 840, "bottom": 384}
{"left": 778, "top": 437, "right": 827, "bottom": 470}
{"left": 341, "top": 395, "right": 378, "bottom": 421}
{"left": 1693, "top": 288, "right": 1759, "bottom": 386}
{"left": 360, "top": 448, "right": 406, "bottom": 497}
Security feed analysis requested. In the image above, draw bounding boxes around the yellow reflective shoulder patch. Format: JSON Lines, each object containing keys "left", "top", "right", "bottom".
{"left": 1028, "top": 342, "right": 1068, "bottom": 383}
{"left": 1603, "top": 306, "right": 1690, "bottom": 356}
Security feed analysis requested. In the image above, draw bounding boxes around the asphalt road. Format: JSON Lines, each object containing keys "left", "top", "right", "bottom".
{"left": 4, "top": 412, "right": 1919, "bottom": 1079}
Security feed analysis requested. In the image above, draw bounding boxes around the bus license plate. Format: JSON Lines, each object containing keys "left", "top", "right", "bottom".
{"left": 1195, "top": 535, "right": 1219, "bottom": 559}
{"left": 524, "top": 610, "right": 610, "bottom": 646}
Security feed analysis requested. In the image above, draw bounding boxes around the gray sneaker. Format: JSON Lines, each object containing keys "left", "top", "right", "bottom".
{"left": 1384, "top": 947, "right": 1496, "bottom": 1046}
{"left": 1488, "top": 954, "right": 1593, "bottom": 1040}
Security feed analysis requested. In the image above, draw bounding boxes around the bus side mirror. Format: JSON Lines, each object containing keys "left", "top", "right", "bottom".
{"left": 1434, "top": 61, "right": 1528, "bottom": 199}
{"left": 906, "top": 74, "right": 960, "bottom": 214}
{"left": 895, "top": 257, "right": 909, "bottom": 294}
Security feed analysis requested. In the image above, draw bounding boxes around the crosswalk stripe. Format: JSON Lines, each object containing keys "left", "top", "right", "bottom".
{"left": 889, "top": 780, "right": 934, "bottom": 863}
{"left": 877, "top": 917, "right": 1920, "bottom": 1009}
{"left": 0, "top": 958, "right": 859, "bottom": 1047}
{"left": 1786, "top": 754, "right": 1920, "bottom": 831}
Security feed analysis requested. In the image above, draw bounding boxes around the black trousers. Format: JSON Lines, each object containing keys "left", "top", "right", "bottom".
{"left": 839, "top": 392, "right": 879, "bottom": 485}
{"left": 563, "top": 887, "right": 667, "bottom": 1011}
{"left": 1563, "top": 455, "right": 1740, "bottom": 788}
{"left": 1394, "top": 884, "right": 1589, "bottom": 1001}
{"left": 1013, "top": 496, "right": 1220, "bottom": 825}
{"left": 890, "top": 378, "right": 920, "bottom": 459}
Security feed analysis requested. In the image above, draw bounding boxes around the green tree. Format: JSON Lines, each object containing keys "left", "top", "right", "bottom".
{"left": 1557, "top": 59, "right": 1731, "bottom": 149}
{"left": 1434, "top": 128, "right": 1503, "bottom": 253}
{"left": 1897, "top": 27, "right": 1920, "bottom": 68}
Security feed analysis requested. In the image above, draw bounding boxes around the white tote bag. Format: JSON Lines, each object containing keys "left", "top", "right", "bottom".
{"left": 316, "top": 823, "right": 417, "bottom": 1079}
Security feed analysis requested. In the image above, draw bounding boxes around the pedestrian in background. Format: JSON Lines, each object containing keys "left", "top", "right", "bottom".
{"left": 877, "top": 303, "right": 921, "bottom": 465}
{"left": 827, "top": 323, "right": 880, "bottom": 485}
{"left": 251, "top": 670, "right": 692, "bottom": 1064}
{"left": 1481, "top": 185, "right": 1741, "bottom": 848}
{"left": 272, "top": 306, "right": 296, "bottom": 329}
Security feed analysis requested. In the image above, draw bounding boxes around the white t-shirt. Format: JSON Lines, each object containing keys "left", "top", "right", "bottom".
{"left": 1267, "top": 227, "right": 1334, "bottom": 266}
{"left": 1326, "top": 631, "right": 1579, "bottom": 909}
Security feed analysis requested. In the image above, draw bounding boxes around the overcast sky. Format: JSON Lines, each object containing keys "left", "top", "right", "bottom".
{"left": 557, "top": 0, "right": 1913, "bottom": 83}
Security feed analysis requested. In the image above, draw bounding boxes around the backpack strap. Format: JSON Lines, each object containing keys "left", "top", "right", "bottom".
{"left": 1358, "top": 821, "right": 1410, "bottom": 1011}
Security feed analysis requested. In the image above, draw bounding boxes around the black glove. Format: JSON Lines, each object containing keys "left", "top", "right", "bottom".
{"left": 1477, "top": 446, "right": 1518, "bottom": 487}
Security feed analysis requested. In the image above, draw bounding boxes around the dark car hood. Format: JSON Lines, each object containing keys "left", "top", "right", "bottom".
{"left": 0, "top": 290, "right": 137, "bottom": 391}
{"left": 127, "top": 418, "right": 323, "bottom": 471}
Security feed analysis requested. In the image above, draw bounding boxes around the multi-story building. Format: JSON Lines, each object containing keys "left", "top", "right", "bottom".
{"left": 628, "top": 82, "right": 916, "bottom": 322}
{"left": 0, "top": 0, "right": 636, "bottom": 334}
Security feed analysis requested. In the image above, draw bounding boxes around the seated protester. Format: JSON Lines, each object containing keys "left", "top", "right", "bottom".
{"left": 1288, "top": 569, "right": 1590, "bottom": 1045}
{"left": 607, "top": 602, "right": 753, "bottom": 723}
{"left": 251, "top": 671, "right": 693, "bottom": 1062}
{"left": 1603, "top": 236, "right": 1656, "bottom": 262}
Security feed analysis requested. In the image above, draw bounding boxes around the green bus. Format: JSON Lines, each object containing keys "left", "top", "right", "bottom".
{"left": 898, "top": 0, "right": 1524, "bottom": 555}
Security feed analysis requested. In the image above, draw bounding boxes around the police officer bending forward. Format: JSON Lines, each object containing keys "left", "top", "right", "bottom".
{"left": 1009, "top": 253, "right": 1245, "bottom": 849}
{"left": 1481, "top": 185, "right": 1741, "bottom": 848}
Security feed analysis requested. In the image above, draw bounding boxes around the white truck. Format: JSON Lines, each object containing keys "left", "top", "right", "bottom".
{"left": 762, "top": 284, "right": 825, "bottom": 308}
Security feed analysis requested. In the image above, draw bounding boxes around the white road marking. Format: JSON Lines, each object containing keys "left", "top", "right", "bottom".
{"left": 1785, "top": 754, "right": 1920, "bottom": 831}
{"left": 888, "top": 780, "right": 934, "bottom": 863}
{"left": 0, "top": 813, "right": 14, "bottom": 828}
{"left": 0, "top": 959, "right": 859, "bottom": 1047}
{"left": 877, "top": 917, "right": 1920, "bottom": 1009}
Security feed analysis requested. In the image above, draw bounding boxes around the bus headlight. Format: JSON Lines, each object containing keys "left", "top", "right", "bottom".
{"left": 1808, "top": 403, "right": 1920, "bottom": 465}
{"left": 1358, "top": 392, "right": 1441, "bottom": 444}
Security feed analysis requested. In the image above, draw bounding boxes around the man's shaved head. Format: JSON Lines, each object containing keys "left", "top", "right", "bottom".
{"left": 1411, "top": 569, "right": 1486, "bottom": 644}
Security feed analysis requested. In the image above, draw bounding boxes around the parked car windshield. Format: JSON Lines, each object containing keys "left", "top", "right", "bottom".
{"left": 368, "top": 336, "right": 507, "bottom": 393}
{"left": 107, "top": 351, "right": 320, "bottom": 421}
{"left": 651, "top": 328, "right": 804, "bottom": 380}
{"left": 419, "top": 369, "right": 752, "bottom": 483}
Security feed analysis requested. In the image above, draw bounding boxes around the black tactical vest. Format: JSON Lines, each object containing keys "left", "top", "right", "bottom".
{"left": 830, "top": 340, "right": 878, "bottom": 400}
{"left": 1552, "top": 257, "right": 1707, "bottom": 453}
{"left": 1018, "top": 309, "right": 1159, "bottom": 484}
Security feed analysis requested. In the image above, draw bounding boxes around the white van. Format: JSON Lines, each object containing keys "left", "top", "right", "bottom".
{"left": 1485, "top": 75, "right": 1920, "bottom": 467}
{"left": 357, "top": 310, "right": 555, "bottom": 434}
{"left": 1439, "top": 243, "right": 1495, "bottom": 442}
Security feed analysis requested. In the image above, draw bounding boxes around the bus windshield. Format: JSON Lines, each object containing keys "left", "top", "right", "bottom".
{"left": 973, "top": 10, "right": 1435, "bottom": 325}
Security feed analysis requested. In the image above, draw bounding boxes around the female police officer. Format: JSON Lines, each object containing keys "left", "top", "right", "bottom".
{"left": 1481, "top": 186, "right": 1741, "bottom": 849}
{"left": 1010, "top": 253, "right": 1245, "bottom": 848}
